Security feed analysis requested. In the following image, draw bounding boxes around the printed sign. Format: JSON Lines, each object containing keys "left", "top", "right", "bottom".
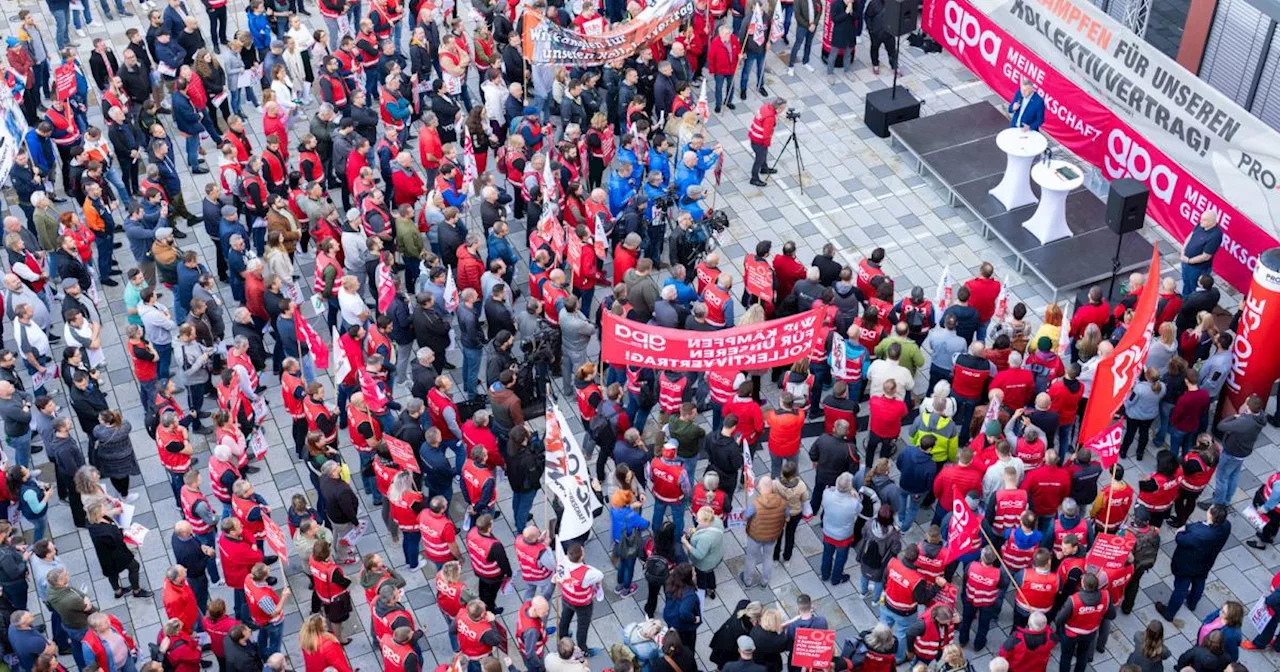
{"left": 601, "top": 308, "right": 825, "bottom": 371}
{"left": 263, "top": 516, "right": 289, "bottom": 560}
{"left": 791, "top": 629, "right": 836, "bottom": 670}
{"left": 544, "top": 403, "right": 596, "bottom": 540}
{"left": 1086, "top": 533, "right": 1136, "bottom": 573}
{"left": 521, "top": 0, "right": 695, "bottom": 65}
{"left": 384, "top": 435, "right": 421, "bottom": 473}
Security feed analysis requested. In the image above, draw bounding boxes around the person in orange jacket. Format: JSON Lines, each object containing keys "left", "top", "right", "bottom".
{"left": 764, "top": 391, "right": 805, "bottom": 478}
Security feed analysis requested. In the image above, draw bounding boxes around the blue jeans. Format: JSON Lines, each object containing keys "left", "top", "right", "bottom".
{"left": 257, "top": 621, "right": 284, "bottom": 658}
{"left": 789, "top": 24, "right": 814, "bottom": 65}
{"left": 782, "top": 3, "right": 794, "bottom": 34}
{"left": 27, "top": 514, "right": 47, "bottom": 541}
{"left": 616, "top": 556, "right": 637, "bottom": 590}
{"left": 358, "top": 451, "right": 380, "bottom": 504}
{"left": 97, "top": 0, "right": 127, "bottom": 16}
{"left": 156, "top": 342, "right": 173, "bottom": 380}
{"left": 183, "top": 134, "right": 201, "bottom": 172}
{"left": 899, "top": 491, "right": 923, "bottom": 529}
{"left": 445, "top": 439, "right": 465, "bottom": 476}
{"left": 402, "top": 530, "right": 421, "bottom": 569}
{"left": 8, "top": 433, "right": 31, "bottom": 468}
{"left": 859, "top": 574, "right": 884, "bottom": 602}
{"left": 233, "top": 589, "right": 250, "bottom": 624}
{"left": 1214, "top": 453, "right": 1245, "bottom": 505}
{"left": 1162, "top": 574, "right": 1205, "bottom": 618}
{"left": 445, "top": 613, "right": 460, "bottom": 652}
{"left": 65, "top": 626, "right": 88, "bottom": 670}
{"left": 336, "top": 382, "right": 356, "bottom": 427}
{"left": 462, "top": 346, "right": 483, "bottom": 397}
{"left": 52, "top": 8, "right": 71, "bottom": 48}
{"left": 532, "top": 93, "right": 551, "bottom": 123}
{"left": 1181, "top": 263, "right": 1210, "bottom": 298}
{"left": 739, "top": 52, "right": 764, "bottom": 92}
{"left": 819, "top": 541, "right": 850, "bottom": 581}
{"left": 809, "top": 362, "right": 830, "bottom": 413}
{"left": 878, "top": 604, "right": 916, "bottom": 662}
{"left": 626, "top": 393, "right": 652, "bottom": 434}
{"left": 1154, "top": 401, "right": 1174, "bottom": 446}
{"left": 680, "top": 456, "right": 699, "bottom": 488}
{"left": 196, "top": 531, "right": 221, "bottom": 583}
{"left": 652, "top": 500, "right": 686, "bottom": 544}
{"left": 1169, "top": 427, "right": 1191, "bottom": 460}
{"left": 167, "top": 470, "right": 184, "bottom": 504}
{"left": 714, "top": 74, "right": 731, "bottom": 108}
{"left": 512, "top": 489, "right": 536, "bottom": 529}
{"left": 827, "top": 47, "right": 854, "bottom": 74}
{"left": 1, "top": 580, "right": 27, "bottom": 611}
{"left": 50, "top": 610, "right": 71, "bottom": 650}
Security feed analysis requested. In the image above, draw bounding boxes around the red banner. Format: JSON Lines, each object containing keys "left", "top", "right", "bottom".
{"left": 743, "top": 255, "right": 774, "bottom": 302}
{"left": 296, "top": 317, "right": 330, "bottom": 369}
{"left": 263, "top": 516, "right": 288, "bottom": 561}
{"left": 385, "top": 434, "right": 420, "bottom": 473}
{"left": 376, "top": 260, "right": 395, "bottom": 314}
{"left": 1086, "top": 533, "right": 1136, "bottom": 573}
{"left": 1078, "top": 250, "right": 1161, "bottom": 445}
{"left": 1086, "top": 419, "right": 1125, "bottom": 468}
{"left": 942, "top": 497, "right": 983, "bottom": 565}
{"left": 600, "top": 308, "right": 823, "bottom": 371}
{"left": 1223, "top": 253, "right": 1280, "bottom": 416}
{"left": 791, "top": 629, "right": 836, "bottom": 670}
{"left": 922, "top": 0, "right": 1274, "bottom": 291}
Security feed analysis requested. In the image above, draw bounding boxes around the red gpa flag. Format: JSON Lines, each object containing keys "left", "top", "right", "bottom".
{"left": 1079, "top": 250, "right": 1161, "bottom": 446}
{"left": 1086, "top": 419, "right": 1125, "bottom": 468}
{"left": 296, "top": 317, "right": 330, "bottom": 369}
{"left": 384, "top": 434, "right": 421, "bottom": 473}
{"left": 1086, "top": 533, "right": 1136, "bottom": 574}
{"left": 376, "top": 259, "right": 395, "bottom": 314}
{"left": 359, "top": 368, "right": 389, "bottom": 414}
{"left": 601, "top": 308, "right": 824, "bottom": 371}
{"left": 942, "top": 497, "right": 983, "bottom": 565}
{"left": 790, "top": 629, "right": 836, "bottom": 670}
{"left": 262, "top": 516, "right": 289, "bottom": 561}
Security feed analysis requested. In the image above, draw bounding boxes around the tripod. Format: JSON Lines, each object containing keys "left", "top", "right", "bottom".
{"left": 768, "top": 115, "right": 805, "bottom": 194}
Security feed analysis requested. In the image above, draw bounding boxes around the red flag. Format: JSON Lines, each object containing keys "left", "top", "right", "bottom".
{"left": 359, "top": 368, "right": 389, "bottom": 414}
{"left": 376, "top": 259, "right": 395, "bottom": 314}
{"left": 384, "top": 435, "right": 421, "bottom": 473}
{"left": 1086, "top": 419, "right": 1125, "bottom": 468}
{"left": 942, "top": 497, "right": 983, "bottom": 565}
{"left": 262, "top": 516, "right": 289, "bottom": 560}
{"left": 296, "top": 317, "right": 330, "bottom": 369}
{"left": 1079, "top": 250, "right": 1161, "bottom": 446}
{"left": 713, "top": 152, "right": 725, "bottom": 187}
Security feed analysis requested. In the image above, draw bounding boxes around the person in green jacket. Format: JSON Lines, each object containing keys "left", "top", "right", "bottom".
{"left": 682, "top": 507, "right": 725, "bottom": 598}
{"left": 875, "top": 322, "right": 926, "bottom": 377}
{"left": 909, "top": 394, "right": 960, "bottom": 464}
{"left": 394, "top": 204, "right": 424, "bottom": 291}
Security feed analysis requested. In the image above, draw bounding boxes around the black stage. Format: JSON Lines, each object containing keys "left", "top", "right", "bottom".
{"left": 888, "top": 103, "right": 1155, "bottom": 301}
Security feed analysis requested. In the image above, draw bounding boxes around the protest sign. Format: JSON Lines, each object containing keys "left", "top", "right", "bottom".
{"left": 791, "top": 629, "right": 836, "bottom": 670}
{"left": 601, "top": 308, "right": 824, "bottom": 371}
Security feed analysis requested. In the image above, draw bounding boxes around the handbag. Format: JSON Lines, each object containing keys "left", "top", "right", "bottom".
{"left": 614, "top": 526, "right": 644, "bottom": 560}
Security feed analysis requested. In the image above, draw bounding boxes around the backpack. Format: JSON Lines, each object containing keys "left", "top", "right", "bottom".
{"left": 1129, "top": 527, "right": 1160, "bottom": 571}
{"left": 615, "top": 525, "right": 644, "bottom": 560}
{"left": 643, "top": 554, "right": 671, "bottom": 584}
{"left": 858, "top": 532, "right": 887, "bottom": 569}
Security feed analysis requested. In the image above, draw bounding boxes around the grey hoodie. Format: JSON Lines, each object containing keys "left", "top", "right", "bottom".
{"left": 1123, "top": 380, "right": 1164, "bottom": 421}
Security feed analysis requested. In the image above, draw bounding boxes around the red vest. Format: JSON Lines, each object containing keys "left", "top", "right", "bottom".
{"left": 693, "top": 484, "right": 726, "bottom": 516}
{"left": 703, "top": 284, "right": 730, "bottom": 327}
{"left": 348, "top": 404, "right": 383, "bottom": 451}
{"left": 321, "top": 74, "right": 349, "bottom": 106}
{"left": 309, "top": 557, "right": 346, "bottom": 603}
{"left": 650, "top": 459, "right": 685, "bottom": 504}
{"left": 1180, "top": 452, "right": 1216, "bottom": 492}
{"left": 1093, "top": 483, "right": 1133, "bottom": 531}
{"left": 420, "top": 510, "right": 457, "bottom": 563}
{"left": 313, "top": 252, "right": 344, "bottom": 296}
{"left": 427, "top": 389, "right": 458, "bottom": 440}
{"left": 516, "top": 603, "right": 547, "bottom": 659}
{"left": 435, "top": 573, "right": 466, "bottom": 618}
{"left": 281, "top": 372, "right": 305, "bottom": 419}
{"left": 1052, "top": 517, "right": 1090, "bottom": 557}
{"left": 884, "top": 558, "right": 922, "bottom": 613}
{"left": 245, "top": 579, "right": 282, "bottom": 625}
{"left": 694, "top": 262, "right": 721, "bottom": 294}
{"left": 542, "top": 284, "right": 568, "bottom": 326}
{"left": 180, "top": 486, "right": 215, "bottom": 535}
{"left": 373, "top": 459, "right": 399, "bottom": 496}
{"left": 304, "top": 396, "right": 338, "bottom": 444}
{"left": 658, "top": 373, "right": 688, "bottom": 415}
{"left": 916, "top": 543, "right": 945, "bottom": 583}
{"left": 964, "top": 563, "right": 1001, "bottom": 607}
{"left": 456, "top": 612, "right": 495, "bottom": 658}
{"left": 262, "top": 149, "right": 288, "bottom": 189}
{"left": 1001, "top": 628, "right": 1055, "bottom": 671}
{"left": 1063, "top": 591, "right": 1110, "bottom": 636}
{"left": 157, "top": 425, "right": 191, "bottom": 472}
{"left": 912, "top": 606, "right": 956, "bottom": 661}
{"left": 1001, "top": 532, "right": 1038, "bottom": 572}
{"left": 462, "top": 461, "right": 494, "bottom": 506}
{"left": 575, "top": 382, "right": 601, "bottom": 421}
{"left": 232, "top": 495, "right": 266, "bottom": 541}
{"left": 228, "top": 350, "right": 261, "bottom": 392}
{"left": 856, "top": 259, "right": 885, "bottom": 298}
{"left": 299, "top": 150, "right": 323, "bottom": 183}
{"left": 208, "top": 456, "right": 239, "bottom": 503}
{"left": 514, "top": 537, "right": 553, "bottom": 582}
{"left": 992, "top": 489, "right": 1028, "bottom": 535}
{"left": 706, "top": 370, "right": 738, "bottom": 405}
{"left": 1104, "top": 563, "right": 1134, "bottom": 604}
{"left": 372, "top": 602, "right": 414, "bottom": 640}
{"left": 822, "top": 398, "right": 857, "bottom": 436}
{"left": 1138, "top": 471, "right": 1181, "bottom": 511}
{"left": 465, "top": 528, "right": 502, "bottom": 578}
{"left": 389, "top": 490, "right": 423, "bottom": 531}
{"left": 743, "top": 255, "right": 773, "bottom": 303}
{"left": 1015, "top": 570, "right": 1059, "bottom": 612}
{"left": 83, "top": 617, "right": 135, "bottom": 672}
{"left": 379, "top": 634, "right": 413, "bottom": 672}
{"left": 561, "top": 564, "right": 596, "bottom": 606}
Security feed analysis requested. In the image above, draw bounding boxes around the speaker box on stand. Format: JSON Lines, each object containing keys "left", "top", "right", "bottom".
{"left": 865, "top": 0, "right": 922, "bottom": 137}
{"left": 1104, "top": 178, "right": 1149, "bottom": 297}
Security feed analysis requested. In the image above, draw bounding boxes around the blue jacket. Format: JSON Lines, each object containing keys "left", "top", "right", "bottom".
{"left": 154, "top": 150, "right": 182, "bottom": 199}
{"left": 154, "top": 40, "right": 186, "bottom": 79}
{"left": 486, "top": 232, "right": 519, "bottom": 270}
{"left": 663, "top": 278, "right": 698, "bottom": 306}
{"left": 1170, "top": 520, "right": 1231, "bottom": 578}
{"left": 609, "top": 504, "right": 650, "bottom": 544}
{"left": 673, "top": 162, "right": 701, "bottom": 200}
{"left": 420, "top": 444, "right": 454, "bottom": 494}
{"left": 642, "top": 182, "right": 667, "bottom": 220}
{"left": 247, "top": 12, "right": 274, "bottom": 50}
{"left": 662, "top": 589, "right": 700, "bottom": 632}
{"left": 23, "top": 129, "right": 54, "bottom": 173}
{"left": 227, "top": 248, "right": 247, "bottom": 282}
{"left": 441, "top": 186, "right": 466, "bottom": 208}
{"left": 171, "top": 91, "right": 203, "bottom": 135}
{"left": 678, "top": 192, "right": 705, "bottom": 222}
{"left": 219, "top": 218, "right": 249, "bottom": 256}
{"left": 9, "top": 624, "right": 49, "bottom": 672}
{"left": 616, "top": 146, "right": 643, "bottom": 183}
{"left": 647, "top": 149, "right": 671, "bottom": 186}
{"left": 162, "top": 3, "right": 191, "bottom": 37}
{"left": 1008, "top": 90, "right": 1046, "bottom": 131}
{"left": 896, "top": 445, "right": 936, "bottom": 495}
{"left": 607, "top": 171, "right": 636, "bottom": 216}
{"left": 123, "top": 215, "right": 157, "bottom": 262}
{"left": 175, "top": 263, "right": 204, "bottom": 317}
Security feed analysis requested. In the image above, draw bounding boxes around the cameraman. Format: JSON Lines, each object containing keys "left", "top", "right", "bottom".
{"left": 645, "top": 182, "right": 678, "bottom": 264}
{"left": 670, "top": 212, "right": 709, "bottom": 281}
{"left": 749, "top": 98, "right": 788, "bottom": 186}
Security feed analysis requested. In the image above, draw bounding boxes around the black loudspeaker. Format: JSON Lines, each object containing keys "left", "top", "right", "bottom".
{"left": 1106, "top": 178, "right": 1149, "bottom": 234}
{"left": 887, "top": 0, "right": 920, "bottom": 36}
{"left": 864, "top": 87, "right": 921, "bottom": 138}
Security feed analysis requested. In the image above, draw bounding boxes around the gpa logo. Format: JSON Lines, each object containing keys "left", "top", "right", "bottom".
{"left": 1105, "top": 128, "right": 1178, "bottom": 204}
{"left": 613, "top": 323, "right": 667, "bottom": 349}
{"left": 943, "top": 0, "right": 1002, "bottom": 66}
{"left": 1108, "top": 332, "right": 1153, "bottom": 398}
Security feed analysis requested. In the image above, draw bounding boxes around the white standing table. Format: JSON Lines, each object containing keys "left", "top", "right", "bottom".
{"left": 988, "top": 128, "right": 1048, "bottom": 211}
{"left": 1022, "top": 160, "right": 1084, "bottom": 245}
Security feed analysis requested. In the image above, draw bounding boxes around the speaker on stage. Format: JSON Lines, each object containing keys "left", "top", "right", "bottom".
{"left": 887, "top": 0, "right": 920, "bottom": 36}
{"left": 865, "top": 87, "right": 921, "bottom": 138}
{"left": 1106, "top": 178, "right": 1149, "bottom": 234}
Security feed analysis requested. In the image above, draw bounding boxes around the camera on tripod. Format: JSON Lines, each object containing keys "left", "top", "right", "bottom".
{"left": 651, "top": 184, "right": 679, "bottom": 210}
{"left": 785, "top": 109, "right": 801, "bottom": 122}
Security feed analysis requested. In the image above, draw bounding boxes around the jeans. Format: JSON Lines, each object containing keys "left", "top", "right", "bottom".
{"left": 167, "top": 470, "right": 184, "bottom": 503}
{"left": 7, "top": 431, "right": 31, "bottom": 468}
{"left": 1163, "top": 574, "right": 1205, "bottom": 618}
{"left": 1168, "top": 427, "right": 1191, "bottom": 459}
{"left": 50, "top": 610, "right": 71, "bottom": 651}
{"left": 714, "top": 74, "right": 732, "bottom": 108}
{"left": 156, "top": 342, "right": 173, "bottom": 380}
{"left": 358, "top": 451, "right": 380, "bottom": 504}
{"left": 52, "top": 8, "right": 71, "bottom": 48}
{"left": 680, "top": 455, "right": 699, "bottom": 488}
{"left": 1154, "top": 401, "right": 1174, "bottom": 446}
{"left": 2, "top": 580, "right": 28, "bottom": 611}
{"left": 1214, "top": 453, "right": 1245, "bottom": 505}
{"left": 532, "top": 93, "right": 551, "bottom": 123}
{"left": 557, "top": 601, "right": 593, "bottom": 650}
{"left": 878, "top": 604, "right": 915, "bottom": 662}
{"left": 233, "top": 589, "right": 250, "bottom": 624}
{"left": 1058, "top": 632, "right": 1096, "bottom": 672}
{"left": 336, "top": 382, "right": 356, "bottom": 427}
{"left": 819, "top": 541, "right": 850, "bottom": 582}
{"left": 257, "top": 621, "right": 284, "bottom": 658}
{"left": 898, "top": 491, "right": 923, "bottom": 529}
{"left": 461, "top": 346, "right": 483, "bottom": 397}
{"left": 183, "top": 133, "right": 201, "bottom": 172}
{"left": 401, "top": 530, "right": 421, "bottom": 568}
{"left": 512, "top": 489, "right": 536, "bottom": 529}
{"left": 1181, "top": 263, "right": 1209, "bottom": 297}
{"left": 96, "top": 0, "right": 127, "bottom": 15}
{"left": 140, "top": 379, "right": 158, "bottom": 415}
{"left": 65, "top": 626, "right": 88, "bottom": 670}
{"left": 617, "top": 556, "right": 637, "bottom": 589}
{"left": 859, "top": 574, "right": 884, "bottom": 602}
{"left": 196, "top": 531, "right": 221, "bottom": 583}
{"left": 789, "top": 24, "right": 814, "bottom": 65}
{"left": 652, "top": 500, "right": 686, "bottom": 544}
{"left": 324, "top": 16, "right": 342, "bottom": 49}
{"left": 827, "top": 47, "right": 854, "bottom": 74}
{"left": 751, "top": 142, "right": 769, "bottom": 182}
{"left": 27, "top": 515, "right": 47, "bottom": 541}
{"left": 954, "top": 397, "right": 977, "bottom": 445}
{"left": 739, "top": 52, "right": 765, "bottom": 92}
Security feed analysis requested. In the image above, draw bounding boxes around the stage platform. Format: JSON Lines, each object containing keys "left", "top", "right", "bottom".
{"left": 888, "top": 103, "right": 1154, "bottom": 301}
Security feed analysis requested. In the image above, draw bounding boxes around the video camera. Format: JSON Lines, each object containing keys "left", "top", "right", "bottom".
{"left": 650, "top": 183, "right": 680, "bottom": 211}
{"left": 786, "top": 109, "right": 802, "bottom": 122}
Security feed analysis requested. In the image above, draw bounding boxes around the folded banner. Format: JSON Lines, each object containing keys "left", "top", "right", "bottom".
{"left": 263, "top": 516, "right": 289, "bottom": 561}
{"left": 601, "top": 308, "right": 825, "bottom": 371}
{"left": 942, "top": 497, "right": 983, "bottom": 565}
{"left": 521, "top": 0, "right": 695, "bottom": 66}
{"left": 922, "top": 0, "right": 1276, "bottom": 291}
{"left": 1078, "top": 250, "right": 1161, "bottom": 445}
{"left": 544, "top": 402, "right": 596, "bottom": 540}
{"left": 1085, "top": 419, "right": 1125, "bottom": 468}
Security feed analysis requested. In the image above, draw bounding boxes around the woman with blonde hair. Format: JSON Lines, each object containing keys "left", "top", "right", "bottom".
{"left": 1147, "top": 321, "right": 1178, "bottom": 374}
{"left": 74, "top": 465, "right": 123, "bottom": 520}
{"left": 1032, "top": 302, "right": 1064, "bottom": 351}
{"left": 193, "top": 49, "right": 232, "bottom": 129}
{"left": 710, "top": 600, "right": 762, "bottom": 667}
{"left": 927, "top": 644, "right": 974, "bottom": 672}
{"left": 299, "top": 614, "right": 353, "bottom": 672}
{"left": 1180, "top": 310, "right": 1218, "bottom": 364}
{"left": 750, "top": 609, "right": 795, "bottom": 672}
{"left": 1073, "top": 322, "right": 1102, "bottom": 364}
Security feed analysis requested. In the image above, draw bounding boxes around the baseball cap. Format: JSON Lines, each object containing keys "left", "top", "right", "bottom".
{"left": 737, "top": 636, "right": 755, "bottom": 652}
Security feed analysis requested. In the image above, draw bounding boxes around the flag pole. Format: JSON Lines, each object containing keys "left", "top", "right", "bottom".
{"left": 976, "top": 523, "right": 1031, "bottom": 608}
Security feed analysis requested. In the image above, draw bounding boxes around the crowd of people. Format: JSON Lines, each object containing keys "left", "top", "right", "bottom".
{"left": 0, "top": 0, "right": 1279, "bottom": 670}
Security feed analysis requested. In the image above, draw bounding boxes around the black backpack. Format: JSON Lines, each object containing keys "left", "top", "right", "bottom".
{"left": 643, "top": 554, "right": 671, "bottom": 584}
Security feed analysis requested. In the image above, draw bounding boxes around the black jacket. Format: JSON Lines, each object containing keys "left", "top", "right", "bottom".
{"left": 417, "top": 309, "right": 451, "bottom": 354}
{"left": 704, "top": 432, "right": 744, "bottom": 486}
{"left": 749, "top": 625, "right": 793, "bottom": 672}
{"left": 319, "top": 475, "right": 360, "bottom": 524}
{"left": 232, "top": 322, "right": 269, "bottom": 372}
{"left": 87, "top": 521, "right": 135, "bottom": 575}
{"left": 69, "top": 384, "right": 109, "bottom": 434}
{"left": 224, "top": 637, "right": 263, "bottom": 672}
{"left": 809, "top": 434, "right": 857, "bottom": 484}
{"left": 483, "top": 341, "right": 515, "bottom": 388}
{"left": 348, "top": 103, "right": 380, "bottom": 143}
{"left": 710, "top": 601, "right": 754, "bottom": 668}
{"left": 507, "top": 443, "right": 546, "bottom": 493}
{"left": 484, "top": 299, "right": 515, "bottom": 341}
{"left": 811, "top": 254, "right": 842, "bottom": 287}
{"left": 1170, "top": 520, "right": 1231, "bottom": 578}
{"left": 1176, "top": 287, "right": 1220, "bottom": 331}
{"left": 409, "top": 361, "right": 436, "bottom": 401}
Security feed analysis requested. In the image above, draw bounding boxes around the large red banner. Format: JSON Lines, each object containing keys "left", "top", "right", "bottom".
{"left": 922, "top": 0, "right": 1275, "bottom": 291}
{"left": 600, "top": 308, "right": 823, "bottom": 371}
{"left": 942, "top": 497, "right": 983, "bottom": 565}
{"left": 791, "top": 629, "right": 836, "bottom": 670}
{"left": 1078, "top": 250, "right": 1161, "bottom": 445}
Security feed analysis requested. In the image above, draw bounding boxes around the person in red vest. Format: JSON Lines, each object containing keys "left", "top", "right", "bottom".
{"left": 646, "top": 440, "right": 692, "bottom": 540}
{"left": 161, "top": 565, "right": 200, "bottom": 635}
{"left": 301, "top": 613, "right": 354, "bottom": 672}
{"left": 373, "top": 581, "right": 425, "bottom": 658}
{"left": 280, "top": 357, "right": 309, "bottom": 460}
{"left": 905, "top": 603, "right": 958, "bottom": 665}
{"left": 231, "top": 479, "right": 273, "bottom": 555}
{"left": 218, "top": 517, "right": 267, "bottom": 626}
{"left": 1170, "top": 434, "right": 1218, "bottom": 529}
{"left": 963, "top": 262, "right": 1002, "bottom": 342}
{"left": 556, "top": 542, "right": 604, "bottom": 657}
{"left": 764, "top": 392, "right": 805, "bottom": 479}
{"left": 419, "top": 495, "right": 463, "bottom": 569}
{"left": 998, "top": 610, "right": 1057, "bottom": 672}
{"left": 1054, "top": 571, "right": 1112, "bottom": 672}
{"left": 245, "top": 562, "right": 290, "bottom": 658}
{"left": 956, "top": 547, "right": 1008, "bottom": 652}
{"left": 386, "top": 471, "right": 426, "bottom": 570}
{"left": 1137, "top": 450, "right": 1183, "bottom": 529}
{"left": 153, "top": 616, "right": 202, "bottom": 672}
{"left": 1013, "top": 549, "right": 1059, "bottom": 629}
{"left": 379, "top": 626, "right": 420, "bottom": 672}
{"left": 156, "top": 410, "right": 195, "bottom": 503}
{"left": 465, "top": 513, "right": 512, "bottom": 613}
{"left": 461, "top": 446, "right": 496, "bottom": 523}
{"left": 1090, "top": 464, "right": 1134, "bottom": 535}
{"left": 202, "top": 599, "right": 240, "bottom": 672}
{"left": 307, "top": 539, "right": 355, "bottom": 644}
{"left": 881, "top": 545, "right": 946, "bottom": 663}
{"left": 747, "top": 99, "right": 785, "bottom": 187}
{"left": 454, "top": 599, "right": 506, "bottom": 672}
{"left": 514, "top": 524, "right": 556, "bottom": 601}
{"left": 515, "top": 596, "right": 551, "bottom": 672}
{"left": 985, "top": 467, "right": 1029, "bottom": 538}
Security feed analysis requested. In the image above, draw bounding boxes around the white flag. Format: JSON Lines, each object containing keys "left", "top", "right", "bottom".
{"left": 544, "top": 401, "right": 596, "bottom": 541}
{"left": 993, "top": 275, "right": 1011, "bottom": 321}
{"left": 934, "top": 264, "right": 953, "bottom": 310}
{"left": 331, "top": 326, "right": 352, "bottom": 384}
{"left": 444, "top": 267, "right": 459, "bottom": 313}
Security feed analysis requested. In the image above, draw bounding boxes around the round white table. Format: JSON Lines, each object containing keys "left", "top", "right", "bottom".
{"left": 1022, "top": 160, "right": 1084, "bottom": 245}
{"left": 988, "top": 128, "right": 1048, "bottom": 211}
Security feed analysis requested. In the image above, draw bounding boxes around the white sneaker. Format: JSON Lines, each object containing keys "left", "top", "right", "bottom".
{"left": 804, "top": 63, "right": 814, "bottom": 72}
{"left": 787, "top": 67, "right": 795, "bottom": 76}
{"left": 75, "top": 28, "right": 86, "bottom": 37}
